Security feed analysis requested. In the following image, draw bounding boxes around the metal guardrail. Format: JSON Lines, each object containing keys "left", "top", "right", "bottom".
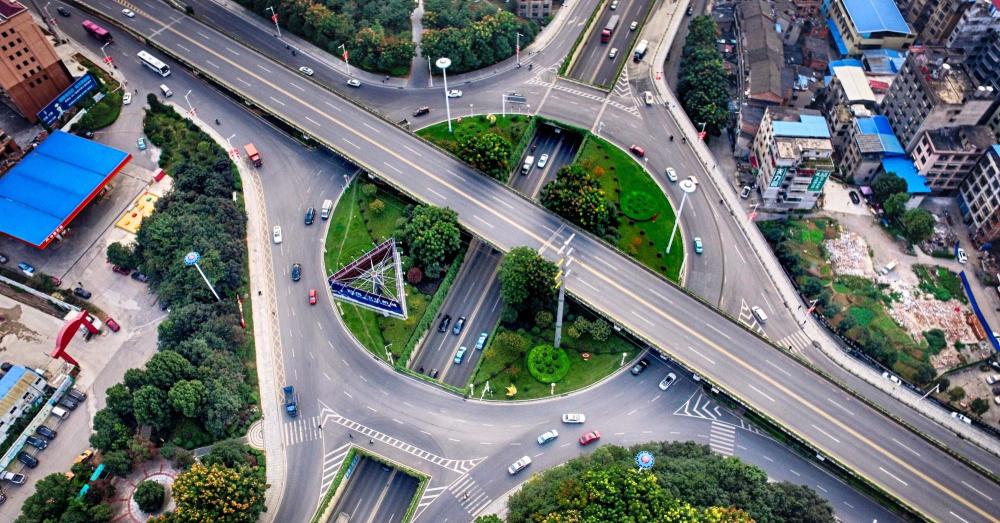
{"left": 0, "top": 275, "right": 79, "bottom": 312}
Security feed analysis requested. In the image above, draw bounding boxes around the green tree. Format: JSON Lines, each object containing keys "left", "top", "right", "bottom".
{"left": 971, "top": 397, "right": 990, "bottom": 416}
{"left": 473, "top": 516, "right": 503, "bottom": 523}
{"left": 492, "top": 330, "right": 530, "bottom": 364}
{"left": 768, "top": 482, "right": 836, "bottom": 522}
{"left": 103, "top": 449, "right": 133, "bottom": 477}
{"left": 589, "top": 318, "right": 612, "bottom": 342}
{"left": 104, "top": 383, "right": 134, "bottom": 419}
{"left": 872, "top": 173, "right": 907, "bottom": 203}
{"left": 132, "top": 385, "right": 172, "bottom": 431}
{"left": 134, "top": 480, "right": 166, "bottom": 513}
{"left": 458, "top": 132, "right": 512, "bottom": 181}
{"left": 171, "top": 463, "right": 266, "bottom": 523}
{"left": 399, "top": 205, "right": 462, "bottom": 272}
{"left": 168, "top": 379, "right": 208, "bottom": 418}
{"left": 923, "top": 329, "right": 947, "bottom": 353}
{"left": 540, "top": 165, "right": 616, "bottom": 237}
{"left": 368, "top": 198, "right": 385, "bottom": 215}
{"left": 901, "top": 208, "right": 935, "bottom": 244}
{"left": 14, "top": 473, "right": 75, "bottom": 523}
{"left": 204, "top": 382, "right": 242, "bottom": 438}
{"left": 106, "top": 242, "right": 139, "bottom": 270}
{"left": 949, "top": 386, "right": 966, "bottom": 401}
{"left": 145, "top": 350, "right": 195, "bottom": 390}
{"left": 90, "top": 408, "right": 133, "bottom": 452}
{"left": 202, "top": 440, "right": 259, "bottom": 469}
{"left": 534, "top": 310, "right": 554, "bottom": 330}
{"left": 499, "top": 247, "right": 559, "bottom": 316}
{"left": 883, "top": 192, "right": 910, "bottom": 221}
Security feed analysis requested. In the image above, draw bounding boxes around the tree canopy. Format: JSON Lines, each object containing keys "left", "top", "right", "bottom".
{"left": 458, "top": 132, "right": 512, "bottom": 181}
{"left": 399, "top": 204, "right": 462, "bottom": 276}
{"left": 540, "top": 164, "right": 617, "bottom": 237}
{"left": 872, "top": 172, "right": 907, "bottom": 204}
{"left": 421, "top": 11, "right": 539, "bottom": 74}
{"left": 162, "top": 463, "right": 267, "bottom": 523}
{"left": 677, "top": 16, "right": 731, "bottom": 135}
{"left": 499, "top": 247, "right": 559, "bottom": 317}
{"left": 900, "top": 208, "right": 935, "bottom": 244}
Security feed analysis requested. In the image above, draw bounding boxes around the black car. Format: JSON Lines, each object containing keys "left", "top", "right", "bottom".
{"left": 73, "top": 287, "right": 92, "bottom": 299}
{"left": 452, "top": 316, "right": 466, "bottom": 335}
{"left": 59, "top": 397, "right": 78, "bottom": 410}
{"left": 0, "top": 362, "right": 10, "bottom": 372}
{"left": 304, "top": 207, "right": 316, "bottom": 225}
{"left": 35, "top": 425, "right": 57, "bottom": 440}
{"left": 291, "top": 263, "right": 302, "bottom": 281}
{"left": 430, "top": 369, "right": 439, "bottom": 379}
{"left": 68, "top": 388, "right": 87, "bottom": 402}
{"left": 25, "top": 436, "right": 47, "bottom": 450}
{"left": 131, "top": 271, "right": 149, "bottom": 282}
{"left": 412, "top": 106, "right": 430, "bottom": 117}
{"left": 57, "top": 6, "right": 70, "bottom": 16}
{"left": 17, "top": 452, "right": 38, "bottom": 468}
{"left": 437, "top": 315, "right": 451, "bottom": 333}
{"left": 630, "top": 358, "right": 650, "bottom": 376}
{"left": 849, "top": 190, "right": 861, "bottom": 205}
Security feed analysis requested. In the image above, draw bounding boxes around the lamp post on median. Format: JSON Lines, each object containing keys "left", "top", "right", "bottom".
{"left": 339, "top": 44, "right": 353, "bottom": 78}
{"left": 665, "top": 178, "right": 697, "bottom": 254}
{"left": 436, "top": 57, "right": 453, "bottom": 133}
{"left": 553, "top": 235, "right": 575, "bottom": 349}
{"left": 184, "top": 90, "right": 196, "bottom": 117}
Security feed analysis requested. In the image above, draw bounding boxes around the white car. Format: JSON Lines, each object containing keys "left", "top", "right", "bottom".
{"left": 658, "top": 372, "right": 677, "bottom": 391}
{"left": 447, "top": 89, "right": 463, "bottom": 98}
{"left": 665, "top": 167, "right": 677, "bottom": 182}
{"left": 272, "top": 226, "right": 283, "bottom": 244}
{"left": 121, "top": 8, "right": 135, "bottom": 17}
{"left": 298, "top": 66, "right": 314, "bottom": 76}
{"left": 123, "top": 92, "right": 132, "bottom": 105}
{"left": 957, "top": 247, "right": 968, "bottom": 264}
{"left": 561, "top": 413, "right": 586, "bottom": 424}
{"left": 346, "top": 78, "right": 361, "bottom": 88}
{"left": 608, "top": 48, "right": 618, "bottom": 59}
{"left": 610, "top": 0, "right": 618, "bottom": 9}
{"left": 881, "top": 371, "right": 900, "bottom": 385}
{"left": 687, "top": 176, "right": 699, "bottom": 185}
{"left": 629, "top": 21, "right": 638, "bottom": 31}
{"left": 951, "top": 411, "right": 972, "bottom": 424}
{"left": 537, "top": 154, "right": 549, "bottom": 168}
{"left": 740, "top": 186, "right": 752, "bottom": 199}
{"left": 536, "top": 429, "right": 559, "bottom": 445}
{"left": 508, "top": 455, "right": 532, "bottom": 475}
{"left": 751, "top": 305, "right": 767, "bottom": 322}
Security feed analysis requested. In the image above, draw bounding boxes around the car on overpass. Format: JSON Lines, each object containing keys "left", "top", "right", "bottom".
{"left": 347, "top": 78, "right": 361, "bottom": 88}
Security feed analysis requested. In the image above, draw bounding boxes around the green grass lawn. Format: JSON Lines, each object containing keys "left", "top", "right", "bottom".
{"left": 575, "top": 136, "right": 682, "bottom": 281}
{"left": 323, "top": 183, "right": 430, "bottom": 361}
{"left": 913, "top": 264, "right": 967, "bottom": 303}
{"left": 471, "top": 322, "right": 640, "bottom": 400}
{"left": 418, "top": 114, "right": 532, "bottom": 155}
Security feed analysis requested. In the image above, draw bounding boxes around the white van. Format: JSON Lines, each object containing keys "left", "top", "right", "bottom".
{"left": 522, "top": 156, "right": 535, "bottom": 175}
{"left": 643, "top": 91, "right": 654, "bottom": 106}
{"left": 321, "top": 199, "right": 334, "bottom": 220}
{"left": 51, "top": 406, "right": 69, "bottom": 419}
{"left": 159, "top": 84, "right": 173, "bottom": 97}
{"left": 751, "top": 306, "right": 768, "bottom": 323}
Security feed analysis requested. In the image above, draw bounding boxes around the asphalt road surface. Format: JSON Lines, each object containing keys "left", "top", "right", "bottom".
{"left": 56, "top": 1, "right": 1000, "bottom": 521}
{"left": 568, "top": 0, "right": 650, "bottom": 87}
{"left": 330, "top": 456, "right": 419, "bottom": 523}
{"left": 511, "top": 124, "right": 582, "bottom": 199}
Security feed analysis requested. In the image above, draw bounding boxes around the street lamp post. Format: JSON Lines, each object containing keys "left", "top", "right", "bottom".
{"left": 436, "top": 57, "right": 453, "bottom": 133}
{"left": 265, "top": 6, "right": 282, "bottom": 38}
{"left": 516, "top": 33, "right": 523, "bottom": 67}
{"left": 665, "top": 179, "right": 697, "bottom": 254}
{"left": 553, "top": 236, "right": 575, "bottom": 349}
{"left": 184, "top": 252, "right": 222, "bottom": 301}
{"left": 99, "top": 42, "right": 113, "bottom": 72}
{"left": 339, "top": 44, "right": 352, "bottom": 77}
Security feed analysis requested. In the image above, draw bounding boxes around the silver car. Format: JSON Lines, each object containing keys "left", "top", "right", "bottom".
{"left": 561, "top": 413, "right": 586, "bottom": 424}
{"left": 508, "top": 455, "right": 532, "bottom": 475}
{"left": 537, "top": 429, "right": 559, "bottom": 445}
{"left": 658, "top": 372, "right": 677, "bottom": 391}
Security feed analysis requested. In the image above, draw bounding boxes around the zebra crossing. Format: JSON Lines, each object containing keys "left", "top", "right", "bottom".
{"left": 447, "top": 474, "right": 493, "bottom": 517}
{"left": 708, "top": 421, "right": 736, "bottom": 457}
{"left": 776, "top": 330, "right": 814, "bottom": 355}
{"left": 412, "top": 485, "right": 448, "bottom": 522}
{"left": 525, "top": 77, "right": 640, "bottom": 117}
{"left": 318, "top": 407, "right": 486, "bottom": 474}
{"left": 283, "top": 416, "right": 322, "bottom": 446}
{"left": 318, "top": 443, "right": 352, "bottom": 501}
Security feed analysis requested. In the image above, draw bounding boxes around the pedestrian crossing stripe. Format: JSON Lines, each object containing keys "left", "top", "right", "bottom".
{"left": 525, "top": 78, "right": 640, "bottom": 117}
{"left": 317, "top": 443, "right": 352, "bottom": 501}
{"left": 448, "top": 474, "right": 493, "bottom": 516}
{"left": 709, "top": 420, "right": 736, "bottom": 457}
{"left": 777, "top": 330, "right": 813, "bottom": 354}
{"left": 282, "top": 416, "right": 321, "bottom": 446}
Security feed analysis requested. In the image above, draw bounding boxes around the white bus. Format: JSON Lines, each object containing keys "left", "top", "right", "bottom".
{"left": 137, "top": 50, "right": 171, "bottom": 77}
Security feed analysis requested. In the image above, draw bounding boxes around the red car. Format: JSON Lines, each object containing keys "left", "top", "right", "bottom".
{"left": 105, "top": 318, "right": 120, "bottom": 332}
{"left": 629, "top": 145, "right": 645, "bottom": 157}
{"left": 111, "top": 265, "right": 131, "bottom": 276}
{"left": 578, "top": 430, "right": 601, "bottom": 446}
{"left": 309, "top": 289, "right": 317, "bottom": 305}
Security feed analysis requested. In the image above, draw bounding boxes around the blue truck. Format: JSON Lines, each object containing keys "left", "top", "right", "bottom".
{"left": 283, "top": 385, "right": 298, "bottom": 417}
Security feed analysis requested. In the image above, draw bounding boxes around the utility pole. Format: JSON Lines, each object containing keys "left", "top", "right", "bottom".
{"left": 666, "top": 179, "right": 697, "bottom": 254}
{"left": 437, "top": 57, "right": 453, "bottom": 132}
{"left": 553, "top": 236, "right": 575, "bottom": 349}
{"left": 516, "top": 33, "right": 523, "bottom": 67}
{"left": 339, "top": 44, "right": 352, "bottom": 77}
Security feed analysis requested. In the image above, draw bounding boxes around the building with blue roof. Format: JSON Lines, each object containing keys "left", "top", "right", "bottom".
{"left": 824, "top": 0, "right": 915, "bottom": 56}
{"left": 0, "top": 365, "right": 47, "bottom": 443}
{"left": 751, "top": 108, "right": 835, "bottom": 211}
{"left": 960, "top": 145, "right": 1000, "bottom": 243}
{"left": 0, "top": 131, "right": 130, "bottom": 249}
{"left": 840, "top": 115, "right": 908, "bottom": 184}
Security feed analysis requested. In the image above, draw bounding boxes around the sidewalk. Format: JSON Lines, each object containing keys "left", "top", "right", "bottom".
{"left": 644, "top": 0, "right": 1000, "bottom": 458}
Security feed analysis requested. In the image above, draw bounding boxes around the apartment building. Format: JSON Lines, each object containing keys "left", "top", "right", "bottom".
{"left": 910, "top": 125, "right": 994, "bottom": 193}
{"left": 825, "top": 0, "right": 914, "bottom": 56}
{"left": 944, "top": 0, "right": 1000, "bottom": 52}
{"left": 967, "top": 25, "right": 1000, "bottom": 91}
{"left": 880, "top": 47, "right": 998, "bottom": 150}
{"left": 0, "top": 0, "right": 72, "bottom": 123}
{"left": 740, "top": 0, "right": 789, "bottom": 106}
{"left": 960, "top": 145, "right": 1000, "bottom": 243}
{"left": 516, "top": 0, "right": 552, "bottom": 21}
{"left": 824, "top": 65, "right": 878, "bottom": 150}
{"left": 0, "top": 365, "right": 47, "bottom": 442}
{"left": 839, "top": 115, "right": 906, "bottom": 184}
{"left": 751, "top": 108, "right": 835, "bottom": 211}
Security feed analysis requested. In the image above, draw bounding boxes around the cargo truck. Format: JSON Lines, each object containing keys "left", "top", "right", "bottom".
{"left": 601, "top": 15, "right": 620, "bottom": 43}
{"left": 283, "top": 385, "right": 298, "bottom": 417}
{"left": 245, "top": 143, "right": 262, "bottom": 167}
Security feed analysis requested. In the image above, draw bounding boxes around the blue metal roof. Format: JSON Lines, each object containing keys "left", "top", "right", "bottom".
{"left": 0, "top": 131, "right": 130, "bottom": 248}
{"left": 862, "top": 49, "right": 906, "bottom": 74}
{"left": 993, "top": 144, "right": 1000, "bottom": 158}
{"left": 773, "top": 114, "right": 831, "bottom": 139}
{"left": 828, "top": 58, "right": 864, "bottom": 74}
{"left": 0, "top": 365, "right": 26, "bottom": 399}
{"left": 826, "top": 18, "right": 850, "bottom": 56}
{"left": 843, "top": 0, "right": 911, "bottom": 35}
{"left": 857, "top": 116, "right": 905, "bottom": 155}
{"left": 882, "top": 158, "right": 930, "bottom": 194}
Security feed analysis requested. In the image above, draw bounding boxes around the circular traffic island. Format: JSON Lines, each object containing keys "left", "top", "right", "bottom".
{"left": 527, "top": 345, "right": 570, "bottom": 383}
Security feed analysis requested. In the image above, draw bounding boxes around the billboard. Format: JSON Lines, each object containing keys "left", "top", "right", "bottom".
{"left": 768, "top": 167, "right": 788, "bottom": 188}
{"left": 37, "top": 73, "right": 99, "bottom": 127}
{"left": 328, "top": 238, "right": 407, "bottom": 319}
{"left": 807, "top": 170, "right": 831, "bottom": 192}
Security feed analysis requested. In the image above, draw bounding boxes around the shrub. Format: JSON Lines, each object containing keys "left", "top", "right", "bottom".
{"left": 923, "top": 329, "right": 947, "bottom": 354}
{"left": 948, "top": 387, "right": 966, "bottom": 402}
{"left": 134, "top": 480, "right": 166, "bottom": 513}
{"left": 406, "top": 267, "right": 423, "bottom": 284}
{"left": 527, "top": 345, "right": 570, "bottom": 383}
{"left": 534, "top": 311, "right": 554, "bottom": 330}
{"left": 368, "top": 199, "right": 385, "bottom": 215}
{"left": 361, "top": 183, "right": 378, "bottom": 197}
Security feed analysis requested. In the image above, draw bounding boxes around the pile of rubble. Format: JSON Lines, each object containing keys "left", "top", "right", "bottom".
{"left": 824, "top": 231, "right": 874, "bottom": 277}
{"left": 885, "top": 280, "right": 980, "bottom": 369}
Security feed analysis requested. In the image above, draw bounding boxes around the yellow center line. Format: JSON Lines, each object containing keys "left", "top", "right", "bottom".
{"left": 143, "top": 12, "right": 996, "bottom": 521}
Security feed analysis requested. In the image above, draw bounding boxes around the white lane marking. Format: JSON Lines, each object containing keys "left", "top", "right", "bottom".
{"left": 810, "top": 424, "right": 841, "bottom": 444}
{"left": 815, "top": 484, "right": 828, "bottom": 493}
{"left": 420, "top": 430, "right": 432, "bottom": 436}
{"left": 448, "top": 437, "right": 461, "bottom": 442}
{"left": 614, "top": 432, "right": 626, "bottom": 436}
{"left": 256, "top": 64, "right": 272, "bottom": 73}
{"left": 705, "top": 323, "right": 732, "bottom": 340}
{"left": 324, "top": 100, "right": 342, "bottom": 112}
{"left": 580, "top": 279, "right": 599, "bottom": 292}
{"left": 648, "top": 288, "right": 673, "bottom": 304}
{"left": 268, "top": 96, "right": 286, "bottom": 106}
{"left": 341, "top": 358, "right": 350, "bottom": 367}
{"left": 631, "top": 310, "right": 654, "bottom": 326}
{"left": 733, "top": 244, "right": 747, "bottom": 264}
{"left": 687, "top": 345, "right": 716, "bottom": 365}
{"left": 826, "top": 397, "right": 855, "bottom": 417}
{"left": 480, "top": 441, "right": 493, "bottom": 445}
{"left": 343, "top": 391, "right": 353, "bottom": 398}
{"left": 748, "top": 384, "right": 776, "bottom": 402}
{"left": 236, "top": 77, "right": 251, "bottom": 87}
{"left": 366, "top": 406, "right": 377, "bottom": 412}
{"left": 950, "top": 512, "right": 971, "bottom": 523}
{"left": 197, "top": 31, "right": 211, "bottom": 39}
{"left": 474, "top": 215, "right": 494, "bottom": 229}
{"left": 402, "top": 144, "right": 422, "bottom": 157}
{"left": 843, "top": 502, "right": 854, "bottom": 509}
{"left": 789, "top": 469, "right": 801, "bottom": 476}
{"left": 343, "top": 138, "right": 361, "bottom": 149}
{"left": 392, "top": 418, "right": 404, "bottom": 425}
{"left": 359, "top": 376, "right": 368, "bottom": 383}
{"left": 491, "top": 196, "right": 514, "bottom": 209}
{"left": 879, "top": 466, "right": 908, "bottom": 487}
{"left": 765, "top": 359, "right": 792, "bottom": 377}
{"left": 891, "top": 438, "right": 921, "bottom": 457}
{"left": 225, "top": 46, "right": 240, "bottom": 56}
{"left": 593, "top": 256, "right": 618, "bottom": 271}
{"left": 760, "top": 292, "right": 775, "bottom": 313}
{"left": 289, "top": 82, "right": 305, "bottom": 92}
{"left": 427, "top": 188, "right": 446, "bottom": 200}
{"left": 960, "top": 481, "right": 994, "bottom": 501}
{"left": 305, "top": 116, "right": 320, "bottom": 126}
{"left": 763, "top": 455, "right": 774, "bottom": 462}
{"left": 383, "top": 162, "right": 403, "bottom": 174}
{"left": 445, "top": 169, "right": 462, "bottom": 179}
{"left": 363, "top": 122, "right": 381, "bottom": 134}
{"left": 176, "top": 43, "right": 191, "bottom": 53}
{"left": 533, "top": 453, "right": 544, "bottom": 457}
{"left": 626, "top": 409, "right": 638, "bottom": 416}
{"left": 323, "top": 372, "right": 332, "bottom": 381}
{"left": 206, "top": 60, "right": 220, "bottom": 69}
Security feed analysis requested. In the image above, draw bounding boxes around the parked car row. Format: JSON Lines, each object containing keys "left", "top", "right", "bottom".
{"left": 10, "top": 388, "right": 86, "bottom": 477}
